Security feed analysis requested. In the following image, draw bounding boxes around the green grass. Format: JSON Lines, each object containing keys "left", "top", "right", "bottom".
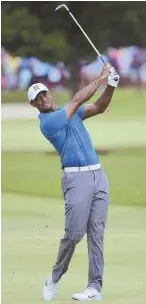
{"left": 2, "top": 193, "right": 146, "bottom": 304}
{"left": 2, "top": 89, "right": 146, "bottom": 303}
{"left": 2, "top": 88, "right": 146, "bottom": 205}
{"left": 2, "top": 150, "right": 146, "bottom": 206}
{"left": 1, "top": 90, "right": 70, "bottom": 104}
{"left": 2, "top": 89, "right": 146, "bottom": 152}
{"left": 2, "top": 89, "right": 146, "bottom": 117}
{"left": 2, "top": 116, "right": 146, "bottom": 152}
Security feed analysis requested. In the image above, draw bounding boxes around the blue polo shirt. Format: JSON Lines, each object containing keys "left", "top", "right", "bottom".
{"left": 38, "top": 106, "right": 99, "bottom": 168}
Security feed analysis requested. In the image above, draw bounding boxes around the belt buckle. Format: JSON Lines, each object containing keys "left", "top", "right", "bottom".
{"left": 88, "top": 165, "right": 92, "bottom": 171}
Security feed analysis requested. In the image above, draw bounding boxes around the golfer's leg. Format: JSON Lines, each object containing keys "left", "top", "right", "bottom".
{"left": 87, "top": 169, "right": 109, "bottom": 292}
{"left": 52, "top": 171, "right": 94, "bottom": 283}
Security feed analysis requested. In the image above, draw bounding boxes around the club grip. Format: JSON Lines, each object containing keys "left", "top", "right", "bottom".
{"left": 100, "top": 56, "right": 119, "bottom": 81}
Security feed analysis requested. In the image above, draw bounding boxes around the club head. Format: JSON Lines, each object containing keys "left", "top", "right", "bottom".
{"left": 55, "top": 4, "right": 69, "bottom": 12}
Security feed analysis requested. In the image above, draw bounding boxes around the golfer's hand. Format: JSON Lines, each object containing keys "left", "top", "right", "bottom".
{"left": 108, "top": 67, "right": 120, "bottom": 88}
{"left": 100, "top": 62, "right": 111, "bottom": 80}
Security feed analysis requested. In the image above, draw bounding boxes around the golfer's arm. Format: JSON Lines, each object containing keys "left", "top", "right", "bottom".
{"left": 82, "top": 85, "right": 115, "bottom": 119}
{"left": 65, "top": 75, "right": 105, "bottom": 119}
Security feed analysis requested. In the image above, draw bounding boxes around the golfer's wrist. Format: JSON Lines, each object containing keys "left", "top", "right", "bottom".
{"left": 100, "top": 74, "right": 107, "bottom": 82}
{"left": 107, "top": 84, "right": 115, "bottom": 90}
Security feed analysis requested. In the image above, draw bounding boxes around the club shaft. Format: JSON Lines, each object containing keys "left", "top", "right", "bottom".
{"left": 69, "top": 11, "right": 104, "bottom": 63}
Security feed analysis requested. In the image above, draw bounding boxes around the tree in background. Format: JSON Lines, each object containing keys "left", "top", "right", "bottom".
{"left": 2, "top": 1, "right": 146, "bottom": 91}
{"left": 1, "top": 2, "right": 69, "bottom": 62}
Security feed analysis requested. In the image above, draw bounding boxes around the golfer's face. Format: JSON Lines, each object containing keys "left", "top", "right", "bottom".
{"left": 34, "top": 91, "right": 53, "bottom": 112}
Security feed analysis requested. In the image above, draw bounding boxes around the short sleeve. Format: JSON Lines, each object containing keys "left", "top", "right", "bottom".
{"left": 43, "top": 107, "right": 69, "bottom": 136}
{"left": 77, "top": 105, "right": 84, "bottom": 119}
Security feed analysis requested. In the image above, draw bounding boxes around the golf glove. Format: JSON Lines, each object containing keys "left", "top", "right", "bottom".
{"left": 108, "top": 67, "right": 120, "bottom": 88}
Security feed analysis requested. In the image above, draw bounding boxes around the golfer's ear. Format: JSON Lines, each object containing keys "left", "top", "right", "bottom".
{"left": 30, "top": 101, "right": 35, "bottom": 107}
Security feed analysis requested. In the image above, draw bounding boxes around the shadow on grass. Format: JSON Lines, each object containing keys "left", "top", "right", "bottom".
{"left": 44, "top": 146, "right": 146, "bottom": 157}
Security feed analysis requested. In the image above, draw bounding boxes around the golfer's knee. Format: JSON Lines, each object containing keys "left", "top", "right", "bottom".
{"left": 65, "top": 229, "right": 85, "bottom": 243}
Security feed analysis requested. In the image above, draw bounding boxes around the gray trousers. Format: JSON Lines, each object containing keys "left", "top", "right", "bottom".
{"left": 52, "top": 168, "right": 109, "bottom": 292}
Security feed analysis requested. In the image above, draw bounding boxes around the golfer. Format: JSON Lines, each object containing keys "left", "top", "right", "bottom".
{"left": 28, "top": 63, "right": 120, "bottom": 301}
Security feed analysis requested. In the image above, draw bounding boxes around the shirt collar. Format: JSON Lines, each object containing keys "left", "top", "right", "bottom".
{"left": 38, "top": 107, "right": 61, "bottom": 119}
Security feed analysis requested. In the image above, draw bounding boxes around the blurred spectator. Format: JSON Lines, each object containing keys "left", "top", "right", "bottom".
{"left": 1, "top": 45, "right": 146, "bottom": 92}
{"left": 80, "top": 46, "right": 146, "bottom": 88}
{"left": 130, "top": 48, "right": 146, "bottom": 87}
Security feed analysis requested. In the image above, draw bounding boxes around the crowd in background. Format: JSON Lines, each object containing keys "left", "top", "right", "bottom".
{"left": 1, "top": 46, "right": 146, "bottom": 91}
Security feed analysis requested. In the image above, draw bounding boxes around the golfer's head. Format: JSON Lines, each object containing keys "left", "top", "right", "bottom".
{"left": 28, "top": 83, "right": 54, "bottom": 113}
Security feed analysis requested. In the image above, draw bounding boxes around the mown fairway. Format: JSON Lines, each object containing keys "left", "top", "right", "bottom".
{"left": 2, "top": 194, "right": 146, "bottom": 304}
{"left": 2, "top": 89, "right": 146, "bottom": 303}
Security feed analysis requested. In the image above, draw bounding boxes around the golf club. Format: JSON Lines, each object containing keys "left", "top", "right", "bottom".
{"left": 55, "top": 4, "right": 105, "bottom": 63}
{"left": 55, "top": 4, "right": 118, "bottom": 81}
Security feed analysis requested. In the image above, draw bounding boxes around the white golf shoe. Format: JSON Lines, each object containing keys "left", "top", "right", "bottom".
{"left": 43, "top": 273, "right": 57, "bottom": 301}
{"left": 72, "top": 287, "right": 102, "bottom": 301}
